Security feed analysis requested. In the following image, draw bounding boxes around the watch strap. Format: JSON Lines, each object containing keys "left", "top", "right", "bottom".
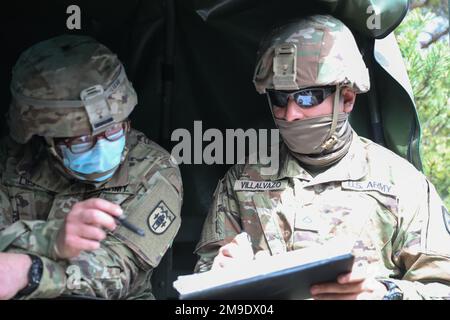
{"left": 15, "top": 254, "right": 43, "bottom": 298}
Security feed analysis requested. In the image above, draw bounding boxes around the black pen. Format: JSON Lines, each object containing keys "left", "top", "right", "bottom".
{"left": 115, "top": 216, "right": 145, "bottom": 237}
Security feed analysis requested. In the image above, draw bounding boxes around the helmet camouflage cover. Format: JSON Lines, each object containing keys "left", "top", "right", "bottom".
{"left": 9, "top": 35, "right": 137, "bottom": 144}
{"left": 253, "top": 15, "right": 370, "bottom": 94}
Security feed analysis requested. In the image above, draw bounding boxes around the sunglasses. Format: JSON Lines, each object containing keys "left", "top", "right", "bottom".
{"left": 267, "top": 86, "right": 336, "bottom": 108}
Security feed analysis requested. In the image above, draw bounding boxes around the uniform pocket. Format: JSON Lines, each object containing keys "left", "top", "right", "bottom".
{"left": 253, "top": 193, "right": 287, "bottom": 255}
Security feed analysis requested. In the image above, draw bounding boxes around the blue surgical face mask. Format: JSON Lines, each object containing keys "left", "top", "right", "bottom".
{"left": 60, "top": 134, "right": 126, "bottom": 182}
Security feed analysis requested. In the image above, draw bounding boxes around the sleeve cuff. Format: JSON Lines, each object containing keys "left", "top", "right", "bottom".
{"left": 26, "top": 256, "right": 67, "bottom": 299}
{"left": 379, "top": 279, "right": 423, "bottom": 300}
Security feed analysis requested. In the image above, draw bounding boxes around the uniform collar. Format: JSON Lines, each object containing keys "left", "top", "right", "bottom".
{"left": 303, "top": 132, "right": 368, "bottom": 187}
{"left": 259, "top": 131, "right": 368, "bottom": 185}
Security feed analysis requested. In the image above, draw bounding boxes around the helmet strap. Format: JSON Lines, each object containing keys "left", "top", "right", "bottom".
{"left": 44, "top": 137, "right": 63, "bottom": 163}
{"left": 320, "top": 84, "right": 342, "bottom": 150}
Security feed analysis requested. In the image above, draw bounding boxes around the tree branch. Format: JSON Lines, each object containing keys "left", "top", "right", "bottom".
{"left": 409, "top": 0, "right": 430, "bottom": 10}
{"left": 421, "top": 26, "right": 450, "bottom": 48}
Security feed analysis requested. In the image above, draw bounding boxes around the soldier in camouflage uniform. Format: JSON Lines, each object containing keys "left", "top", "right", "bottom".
{"left": 0, "top": 35, "right": 182, "bottom": 299}
{"left": 194, "top": 15, "right": 450, "bottom": 299}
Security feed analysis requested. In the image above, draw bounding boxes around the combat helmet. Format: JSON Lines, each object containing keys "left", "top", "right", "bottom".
{"left": 253, "top": 14, "right": 370, "bottom": 94}
{"left": 9, "top": 34, "right": 137, "bottom": 144}
{"left": 253, "top": 15, "right": 370, "bottom": 151}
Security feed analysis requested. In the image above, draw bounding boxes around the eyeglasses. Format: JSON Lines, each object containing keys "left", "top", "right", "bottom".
{"left": 267, "top": 86, "right": 336, "bottom": 108}
{"left": 55, "top": 121, "right": 129, "bottom": 154}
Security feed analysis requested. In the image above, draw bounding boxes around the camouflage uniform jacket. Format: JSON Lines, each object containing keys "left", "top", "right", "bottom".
{"left": 195, "top": 133, "right": 450, "bottom": 300}
{"left": 0, "top": 129, "right": 183, "bottom": 299}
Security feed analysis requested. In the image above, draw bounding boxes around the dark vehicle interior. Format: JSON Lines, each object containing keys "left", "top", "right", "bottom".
{"left": 0, "top": 0, "right": 421, "bottom": 299}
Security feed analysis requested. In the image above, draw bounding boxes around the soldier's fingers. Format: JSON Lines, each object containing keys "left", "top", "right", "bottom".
{"left": 79, "top": 198, "right": 123, "bottom": 217}
{"left": 212, "top": 255, "right": 235, "bottom": 270}
{"left": 337, "top": 270, "right": 367, "bottom": 284}
{"left": 80, "top": 209, "right": 117, "bottom": 231}
{"left": 77, "top": 225, "right": 107, "bottom": 242}
{"left": 219, "top": 243, "right": 239, "bottom": 258}
{"left": 71, "top": 236, "right": 102, "bottom": 252}
{"left": 221, "top": 243, "right": 251, "bottom": 260}
{"left": 311, "top": 281, "right": 364, "bottom": 295}
{"left": 61, "top": 235, "right": 99, "bottom": 258}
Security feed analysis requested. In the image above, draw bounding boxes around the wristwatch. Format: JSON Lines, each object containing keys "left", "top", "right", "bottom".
{"left": 15, "top": 254, "right": 43, "bottom": 298}
{"left": 379, "top": 279, "right": 404, "bottom": 300}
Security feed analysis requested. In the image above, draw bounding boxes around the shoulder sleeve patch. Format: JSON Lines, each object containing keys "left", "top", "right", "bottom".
{"left": 114, "top": 177, "right": 181, "bottom": 268}
{"left": 148, "top": 201, "right": 176, "bottom": 235}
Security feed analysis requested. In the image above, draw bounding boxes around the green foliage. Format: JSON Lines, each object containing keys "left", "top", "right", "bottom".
{"left": 395, "top": 9, "right": 450, "bottom": 208}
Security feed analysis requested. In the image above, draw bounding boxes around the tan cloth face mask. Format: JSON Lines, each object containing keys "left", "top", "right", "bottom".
{"left": 274, "top": 112, "right": 353, "bottom": 168}
{"left": 274, "top": 112, "right": 350, "bottom": 155}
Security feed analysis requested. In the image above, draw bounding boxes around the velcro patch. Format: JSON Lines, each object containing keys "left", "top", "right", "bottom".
{"left": 234, "top": 180, "right": 286, "bottom": 191}
{"left": 114, "top": 177, "right": 181, "bottom": 267}
{"left": 148, "top": 201, "right": 176, "bottom": 235}
{"left": 342, "top": 180, "right": 396, "bottom": 198}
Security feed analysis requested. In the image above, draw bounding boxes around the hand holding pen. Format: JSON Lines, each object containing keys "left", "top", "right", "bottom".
{"left": 54, "top": 198, "right": 144, "bottom": 259}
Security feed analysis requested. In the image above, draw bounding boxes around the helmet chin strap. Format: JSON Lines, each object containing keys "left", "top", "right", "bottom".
{"left": 320, "top": 83, "right": 343, "bottom": 150}
{"left": 44, "top": 137, "right": 62, "bottom": 162}
{"left": 44, "top": 136, "right": 129, "bottom": 183}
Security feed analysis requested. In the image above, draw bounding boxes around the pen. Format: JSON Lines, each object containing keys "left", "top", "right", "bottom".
{"left": 115, "top": 215, "right": 145, "bottom": 237}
